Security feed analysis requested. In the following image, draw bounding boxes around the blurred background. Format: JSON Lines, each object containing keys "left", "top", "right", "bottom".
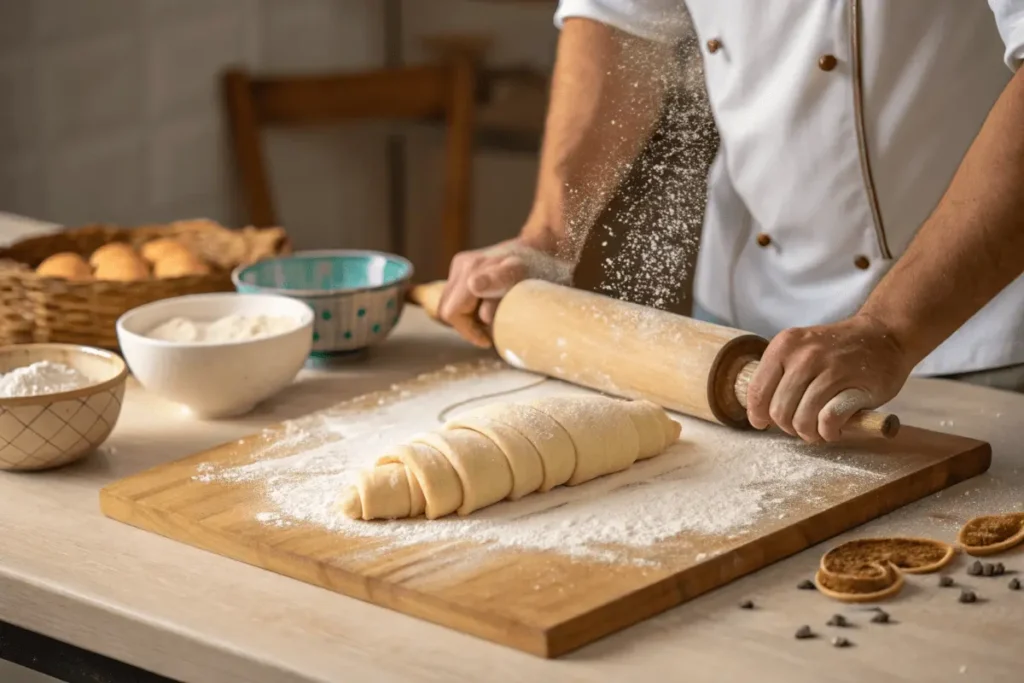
{"left": 0, "top": 0, "right": 716, "bottom": 308}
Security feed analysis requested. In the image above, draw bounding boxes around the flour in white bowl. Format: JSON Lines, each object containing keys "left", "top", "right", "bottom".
{"left": 0, "top": 360, "right": 93, "bottom": 398}
{"left": 146, "top": 314, "right": 301, "bottom": 344}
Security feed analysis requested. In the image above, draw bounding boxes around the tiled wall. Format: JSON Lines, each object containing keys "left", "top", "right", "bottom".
{"left": 0, "top": 0, "right": 556, "bottom": 263}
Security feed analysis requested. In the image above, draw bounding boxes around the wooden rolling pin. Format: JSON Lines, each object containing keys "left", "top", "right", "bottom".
{"left": 408, "top": 279, "right": 900, "bottom": 440}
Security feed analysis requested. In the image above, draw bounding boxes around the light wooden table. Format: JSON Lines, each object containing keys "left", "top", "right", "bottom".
{"left": 1, "top": 311, "right": 1022, "bottom": 682}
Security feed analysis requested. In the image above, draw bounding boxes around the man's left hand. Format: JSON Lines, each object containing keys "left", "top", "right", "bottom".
{"left": 745, "top": 313, "right": 914, "bottom": 442}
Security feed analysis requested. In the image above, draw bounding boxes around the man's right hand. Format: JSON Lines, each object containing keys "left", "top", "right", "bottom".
{"left": 438, "top": 238, "right": 572, "bottom": 347}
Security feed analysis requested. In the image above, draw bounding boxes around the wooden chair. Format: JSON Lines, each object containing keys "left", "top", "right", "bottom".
{"left": 222, "top": 56, "right": 478, "bottom": 280}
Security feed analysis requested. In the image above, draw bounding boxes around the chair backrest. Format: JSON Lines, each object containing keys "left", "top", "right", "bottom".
{"left": 222, "top": 57, "right": 478, "bottom": 280}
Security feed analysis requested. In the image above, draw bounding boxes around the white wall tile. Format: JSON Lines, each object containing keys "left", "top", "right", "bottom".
{"left": 147, "top": 7, "right": 251, "bottom": 122}
{"left": 0, "top": 55, "right": 41, "bottom": 157}
{"left": 401, "top": 0, "right": 557, "bottom": 67}
{"left": 265, "top": 126, "right": 388, "bottom": 249}
{"left": 149, "top": 117, "right": 230, "bottom": 207}
{"left": 37, "top": 31, "right": 146, "bottom": 146}
{"left": 0, "top": 2, "right": 35, "bottom": 58}
{"left": 257, "top": 0, "right": 384, "bottom": 71}
{"left": 33, "top": 0, "right": 141, "bottom": 45}
{"left": 0, "top": 156, "right": 46, "bottom": 219}
{"left": 43, "top": 132, "right": 147, "bottom": 225}
{"left": 146, "top": 0, "right": 253, "bottom": 26}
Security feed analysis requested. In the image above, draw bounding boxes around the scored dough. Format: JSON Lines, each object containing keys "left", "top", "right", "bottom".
{"left": 412, "top": 430, "right": 513, "bottom": 516}
{"left": 355, "top": 462, "right": 410, "bottom": 520}
{"left": 529, "top": 396, "right": 639, "bottom": 486}
{"left": 443, "top": 413, "right": 543, "bottom": 500}
{"left": 454, "top": 402, "right": 575, "bottom": 491}
{"left": 620, "top": 399, "right": 682, "bottom": 459}
{"left": 338, "top": 395, "right": 682, "bottom": 521}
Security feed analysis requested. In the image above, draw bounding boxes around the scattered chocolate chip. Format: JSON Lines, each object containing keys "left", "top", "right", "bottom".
{"left": 826, "top": 614, "right": 848, "bottom": 627}
{"left": 831, "top": 636, "right": 851, "bottom": 648}
{"left": 1009, "top": 578, "right": 1021, "bottom": 591}
{"left": 994, "top": 562, "right": 1006, "bottom": 576}
{"left": 982, "top": 563, "right": 995, "bottom": 577}
{"left": 739, "top": 599, "right": 754, "bottom": 609}
{"left": 795, "top": 625, "right": 814, "bottom": 639}
{"left": 939, "top": 575, "right": 955, "bottom": 587}
{"left": 968, "top": 560, "right": 983, "bottom": 576}
{"left": 870, "top": 611, "right": 890, "bottom": 624}
{"left": 959, "top": 589, "right": 977, "bottom": 604}
{"left": 797, "top": 579, "right": 816, "bottom": 590}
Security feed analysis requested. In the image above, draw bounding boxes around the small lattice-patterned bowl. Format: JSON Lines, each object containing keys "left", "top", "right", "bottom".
{"left": 232, "top": 250, "right": 413, "bottom": 357}
{"left": 0, "top": 344, "right": 128, "bottom": 471}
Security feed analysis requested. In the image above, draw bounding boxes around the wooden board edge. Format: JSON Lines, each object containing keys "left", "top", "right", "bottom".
{"left": 541, "top": 437, "right": 993, "bottom": 657}
{"left": 97, "top": 420, "right": 993, "bottom": 659}
{"left": 97, "top": 488, "right": 553, "bottom": 658}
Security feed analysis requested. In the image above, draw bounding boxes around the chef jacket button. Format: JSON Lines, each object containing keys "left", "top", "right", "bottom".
{"left": 854, "top": 255, "right": 871, "bottom": 270}
{"left": 707, "top": 38, "right": 722, "bottom": 54}
{"left": 755, "top": 233, "right": 771, "bottom": 247}
{"left": 818, "top": 54, "right": 838, "bottom": 71}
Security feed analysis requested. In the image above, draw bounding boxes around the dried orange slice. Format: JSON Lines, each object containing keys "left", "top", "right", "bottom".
{"left": 821, "top": 537, "right": 955, "bottom": 575}
{"left": 815, "top": 562, "right": 905, "bottom": 603}
{"left": 958, "top": 513, "right": 1024, "bottom": 557}
{"left": 813, "top": 537, "right": 955, "bottom": 603}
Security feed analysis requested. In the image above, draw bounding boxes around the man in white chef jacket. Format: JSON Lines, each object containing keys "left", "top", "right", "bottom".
{"left": 437, "top": 0, "right": 1024, "bottom": 443}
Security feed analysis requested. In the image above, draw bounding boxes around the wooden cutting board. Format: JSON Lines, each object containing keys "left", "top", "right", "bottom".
{"left": 99, "top": 360, "right": 991, "bottom": 658}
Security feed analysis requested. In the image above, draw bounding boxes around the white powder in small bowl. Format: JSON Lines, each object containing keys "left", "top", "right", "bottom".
{"left": 145, "top": 314, "right": 301, "bottom": 344}
{"left": 0, "top": 360, "right": 93, "bottom": 398}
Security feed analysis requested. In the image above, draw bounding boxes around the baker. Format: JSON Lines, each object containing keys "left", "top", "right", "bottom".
{"left": 436, "top": 0, "right": 1024, "bottom": 444}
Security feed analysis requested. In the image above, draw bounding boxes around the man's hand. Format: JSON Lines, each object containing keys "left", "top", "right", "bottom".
{"left": 745, "top": 314, "right": 914, "bottom": 443}
{"left": 438, "top": 239, "right": 572, "bottom": 348}
{"left": 436, "top": 17, "right": 673, "bottom": 348}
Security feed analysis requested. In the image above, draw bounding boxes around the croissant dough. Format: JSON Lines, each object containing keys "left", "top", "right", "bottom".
{"left": 339, "top": 395, "right": 681, "bottom": 521}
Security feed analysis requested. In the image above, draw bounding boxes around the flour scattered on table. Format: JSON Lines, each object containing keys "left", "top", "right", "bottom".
{"left": 0, "top": 360, "right": 93, "bottom": 397}
{"left": 194, "top": 364, "right": 885, "bottom": 564}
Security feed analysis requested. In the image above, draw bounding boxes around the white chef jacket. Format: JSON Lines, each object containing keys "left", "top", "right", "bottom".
{"left": 554, "top": 0, "right": 1024, "bottom": 376}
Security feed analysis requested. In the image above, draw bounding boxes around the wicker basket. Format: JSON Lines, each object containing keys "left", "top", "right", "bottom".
{"left": 0, "top": 221, "right": 292, "bottom": 349}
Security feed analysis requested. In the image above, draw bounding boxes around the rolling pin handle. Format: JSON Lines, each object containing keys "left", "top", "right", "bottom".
{"left": 407, "top": 280, "right": 448, "bottom": 320}
{"left": 732, "top": 360, "right": 900, "bottom": 440}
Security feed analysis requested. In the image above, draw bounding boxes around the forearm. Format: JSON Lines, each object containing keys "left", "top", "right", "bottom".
{"left": 521, "top": 18, "right": 677, "bottom": 259}
{"left": 860, "top": 67, "right": 1024, "bottom": 365}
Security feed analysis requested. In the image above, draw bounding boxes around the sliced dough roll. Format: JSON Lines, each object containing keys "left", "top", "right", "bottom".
{"left": 413, "top": 429, "right": 513, "bottom": 516}
{"left": 443, "top": 413, "right": 544, "bottom": 500}
{"left": 620, "top": 399, "right": 682, "bottom": 459}
{"left": 528, "top": 396, "right": 639, "bottom": 486}
{"left": 338, "top": 395, "right": 681, "bottom": 521}
{"left": 451, "top": 403, "right": 576, "bottom": 491}
{"left": 339, "top": 442, "right": 458, "bottom": 520}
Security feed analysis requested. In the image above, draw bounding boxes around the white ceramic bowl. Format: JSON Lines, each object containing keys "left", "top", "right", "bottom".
{"left": 116, "top": 293, "right": 314, "bottom": 419}
{"left": 0, "top": 344, "right": 128, "bottom": 471}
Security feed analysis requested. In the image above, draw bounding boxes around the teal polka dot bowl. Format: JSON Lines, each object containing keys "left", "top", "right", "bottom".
{"left": 231, "top": 250, "right": 413, "bottom": 356}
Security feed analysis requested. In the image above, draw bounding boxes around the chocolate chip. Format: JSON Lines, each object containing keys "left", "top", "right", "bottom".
{"left": 826, "top": 614, "right": 848, "bottom": 627}
{"left": 994, "top": 562, "right": 1006, "bottom": 576}
{"left": 939, "top": 575, "right": 955, "bottom": 587}
{"left": 983, "top": 563, "right": 995, "bottom": 577}
{"left": 831, "top": 636, "right": 851, "bottom": 648}
{"left": 795, "top": 625, "right": 814, "bottom": 639}
{"left": 968, "top": 560, "right": 983, "bottom": 576}
{"left": 739, "top": 599, "right": 754, "bottom": 609}
{"left": 959, "top": 589, "right": 977, "bottom": 604}
{"left": 797, "top": 579, "right": 816, "bottom": 590}
{"left": 870, "top": 611, "right": 890, "bottom": 624}
{"left": 1009, "top": 578, "right": 1021, "bottom": 590}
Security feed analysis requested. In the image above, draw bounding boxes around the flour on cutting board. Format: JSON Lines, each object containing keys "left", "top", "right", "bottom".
{"left": 196, "top": 363, "right": 886, "bottom": 564}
